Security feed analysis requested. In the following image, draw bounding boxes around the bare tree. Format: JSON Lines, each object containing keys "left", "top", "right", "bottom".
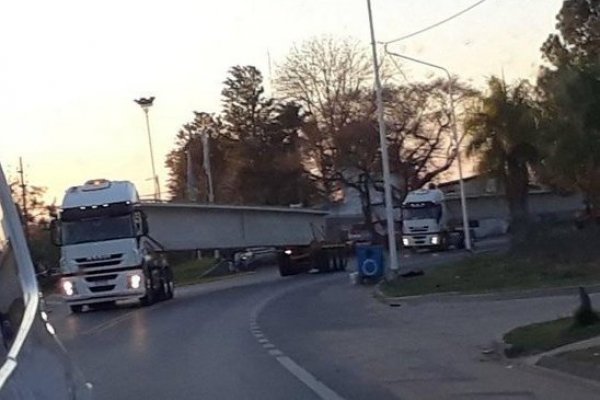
{"left": 330, "top": 78, "right": 477, "bottom": 237}
{"left": 275, "top": 37, "right": 373, "bottom": 199}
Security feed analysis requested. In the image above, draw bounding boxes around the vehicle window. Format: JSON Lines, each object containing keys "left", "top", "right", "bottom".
{"left": 62, "top": 215, "right": 135, "bottom": 245}
{"left": 0, "top": 205, "right": 25, "bottom": 361}
{"left": 402, "top": 205, "right": 442, "bottom": 221}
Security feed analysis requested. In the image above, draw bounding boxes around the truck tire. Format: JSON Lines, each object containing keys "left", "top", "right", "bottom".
{"left": 162, "top": 273, "right": 174, "bottom": 300}
{"left": 141, "top": 275, "right": 156, "bottom": 306}
{"left": 316, "top": 251, "right": 331, "bottom": 273}
{"left": 333, "top": 250, "right": 346, "bottom": 272}
{"left": 70, "top": 305, "right": 83, "bottom": 314}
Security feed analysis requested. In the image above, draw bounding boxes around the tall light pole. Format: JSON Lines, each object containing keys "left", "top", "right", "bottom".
{"left": 134, "top": 96, "right": 161, "bottom": 201}
{"left": 201, "top": 130, "right": 215, "bottom": 203}
{"left": 384, "top": 47, "right": 472, "bottom": 250}
{"left": 367, "top": 0, "right": 399, "bottom": 275}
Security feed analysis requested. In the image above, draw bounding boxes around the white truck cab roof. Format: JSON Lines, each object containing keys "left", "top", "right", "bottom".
{"left": 403, "top": 188, "right": 445, "bottom": 206}
{"left": 62, "top": 179, "right": 139, "bottom": 209}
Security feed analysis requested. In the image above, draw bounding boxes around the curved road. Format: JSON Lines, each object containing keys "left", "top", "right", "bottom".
{"left": 48, "top": 245, "right": 600, "bottom": 400}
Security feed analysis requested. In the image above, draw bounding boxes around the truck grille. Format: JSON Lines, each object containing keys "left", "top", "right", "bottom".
{"left": 89, "top": 285, "right": 116, "bottom": 293}
{"left": 76, "top": 253, "right": 123, "bottom": 269}
{"left": 409, "top": 226, "right": 429, "bottom": 233}
{"left": 85, "top": 274, "right": 118, "bottom": 282}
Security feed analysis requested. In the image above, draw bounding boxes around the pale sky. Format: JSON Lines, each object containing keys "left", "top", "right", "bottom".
{"left": 0, "top": 0, "right": 563, "bottom": 203}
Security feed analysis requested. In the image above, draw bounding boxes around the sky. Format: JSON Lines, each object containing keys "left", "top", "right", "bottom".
{"left": 0, "top": 0, "right": 563, "bottom": 203}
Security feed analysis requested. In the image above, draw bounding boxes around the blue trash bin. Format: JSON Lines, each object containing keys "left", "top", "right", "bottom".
{"left": 356, "top": 245, "right": 384, "bottom": 281}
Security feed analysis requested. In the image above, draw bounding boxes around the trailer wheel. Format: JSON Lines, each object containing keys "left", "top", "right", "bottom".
{"left": 278, "top": 254, "right": 296, "bottom": 277}
{"left": 317, "top": 251, "right": 331, "bottom": 273}
{"left": 339, "top": 250, "right": 348, "bottom": 271}
{"left": 70, "top": 305, "right": 83, "bottom": 314}
{"left": 332, "top": 250, "right": 343, "bottom": 272}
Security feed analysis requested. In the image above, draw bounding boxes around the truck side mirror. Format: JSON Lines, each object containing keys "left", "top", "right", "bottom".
{"left": 133, "top": 210, "right": 149, "bottom": 237}
{"left": 49, "top": 219, "right": 62, "bottom": 246}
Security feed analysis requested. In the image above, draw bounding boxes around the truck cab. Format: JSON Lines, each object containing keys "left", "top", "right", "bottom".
{"left": 52, "top": 179, "right": 173, "bottom": 313}
{"left": 401, "top": 188, "right": 465, "bottom": 251}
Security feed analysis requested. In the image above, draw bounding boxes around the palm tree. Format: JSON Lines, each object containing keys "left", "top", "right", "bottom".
{"left": 465, "top": 77, "right": 540, "bottom": 228}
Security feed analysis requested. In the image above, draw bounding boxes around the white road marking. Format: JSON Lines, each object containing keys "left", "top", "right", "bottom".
{"left": 81, "top": 311, "right": 137, "bottom": 336}
{"left": 247, "top": 275, "right": 347, "bottom": 400}
{"left": 276, "top": 356, "right": 345, "bottom": 400}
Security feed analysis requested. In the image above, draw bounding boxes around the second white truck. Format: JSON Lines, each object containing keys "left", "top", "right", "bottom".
{"left": 401, "top": 187, "right": 468, "bottom": 251}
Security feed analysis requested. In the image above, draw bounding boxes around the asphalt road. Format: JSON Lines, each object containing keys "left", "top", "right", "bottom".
{"left": 47, "top": 239, "right": 600, "bottom": 400}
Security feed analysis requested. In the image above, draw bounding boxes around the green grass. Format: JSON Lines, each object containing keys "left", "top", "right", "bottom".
{"left": 172, "top": 258, "right": 218, "bottom": 286}
{"left": 504, "top": 318, "right": 600, "bottom": 357}
{"left": 381, "top": 225, "right": 600, "bottom": 297}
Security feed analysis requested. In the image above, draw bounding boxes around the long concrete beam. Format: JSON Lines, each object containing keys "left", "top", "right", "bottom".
{"left": 141, "top": 202, "right": 328, "bottom": 251}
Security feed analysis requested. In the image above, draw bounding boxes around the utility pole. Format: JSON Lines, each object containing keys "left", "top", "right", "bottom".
{"left": 202, "top": 130, "right": 214, "bottom": 203}
{"left": 17, "top": 157, "right": 29, "bottom": 241}
{"left": 367, "top": 0, "right": 399, "bottom": 275}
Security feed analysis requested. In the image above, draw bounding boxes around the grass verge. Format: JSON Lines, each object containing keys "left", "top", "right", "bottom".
{"left": 172, "top": 258, "right": 218, "bottom": 286}
{"left": 504, "top": 318, "right": 600, "bottom": 358}
{"left": 381, "top": 225, "right": 600, "bottom": 297}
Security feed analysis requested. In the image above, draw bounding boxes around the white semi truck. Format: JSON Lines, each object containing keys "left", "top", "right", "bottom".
{"left": 51, "top": 179, "right": 174, "bottom": 313}
{"left": 401, "top": 188, "right": 468, "bottom": 251}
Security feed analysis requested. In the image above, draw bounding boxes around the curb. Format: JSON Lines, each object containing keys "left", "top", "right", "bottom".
{"left": 534, "top": 354, "right": 600, "bottom": 386}
{"left": 376, "top": 284, "right": 600, "bottom": 304}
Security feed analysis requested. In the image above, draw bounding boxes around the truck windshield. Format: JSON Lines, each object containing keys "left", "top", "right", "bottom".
{"left": 402, "top": 204, "right": 442, "bottom": 221}
{"left": 62, "top": 215, "right": 135, "bottom": 245}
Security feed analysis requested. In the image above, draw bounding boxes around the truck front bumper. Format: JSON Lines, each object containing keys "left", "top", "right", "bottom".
{"left": 402, "top": 233, "right": 442, "bottom": 248}
{"left": 60, "top": 268, "right": 146, "bottom": 305}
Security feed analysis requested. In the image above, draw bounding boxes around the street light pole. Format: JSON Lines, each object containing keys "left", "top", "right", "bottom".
{"left": 383, "top": 48, "right": 472, "bottom": 250}
{"left": 201, "top": 130, "right": 214, "bottom": 203}
{"left": 134, "top": 97, "right": 161, "bottom": 201}
{"left": 367, "top": 0, "right": 399, "bottom": 274}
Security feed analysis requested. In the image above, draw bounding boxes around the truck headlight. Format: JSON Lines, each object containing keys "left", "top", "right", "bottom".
{"left": 62, "top": 280, "right": 76, "bottom": 296}
{"left": 128, "top": 273, "right": 143, "bottom": 290}
{"left": 431, "top": 235, "right": 440, "bottom": 245}
{"left": 284, "top": 249, "right": 292, "bottom": 255}
{"left": 402, "top": 238, "right": 409, "bottom": 246}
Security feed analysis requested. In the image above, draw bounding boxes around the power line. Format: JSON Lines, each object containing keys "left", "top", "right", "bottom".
{"left": 383, "top": 0, "right": 490, "bottom": 45}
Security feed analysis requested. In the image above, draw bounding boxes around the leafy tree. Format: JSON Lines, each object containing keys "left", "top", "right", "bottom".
{"left": 164, "top": 112, "right": 238, "bottom": 203}
{"left": 465, "top": 77, "right": 540, "bottom": 225}
{"left": 221, "top": 66, "right": 315, "bottom": 205}
{"left": 537, "top": 0, "right": 600, "bottom": 209}
{"left": 165, "top": 65, "right": 317, "bottom": 206}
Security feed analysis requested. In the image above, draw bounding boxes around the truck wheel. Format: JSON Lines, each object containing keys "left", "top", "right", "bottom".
{"left": 141, "top": 276, "right": 156, "bottom": 306}
{"left": 162, "top": 274, "right": 174, "bottom": 300}
{"left": 70, "top": 305, "right": 83, "bottom": 314}
{"left": 437, "top": 234, "right": 449, "bottom": 251}
{"left": 339, "top": 252, "right": 348, "bottom": 271}
{"left": 317, "top": 252, "right": 331, "bottom": 273}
